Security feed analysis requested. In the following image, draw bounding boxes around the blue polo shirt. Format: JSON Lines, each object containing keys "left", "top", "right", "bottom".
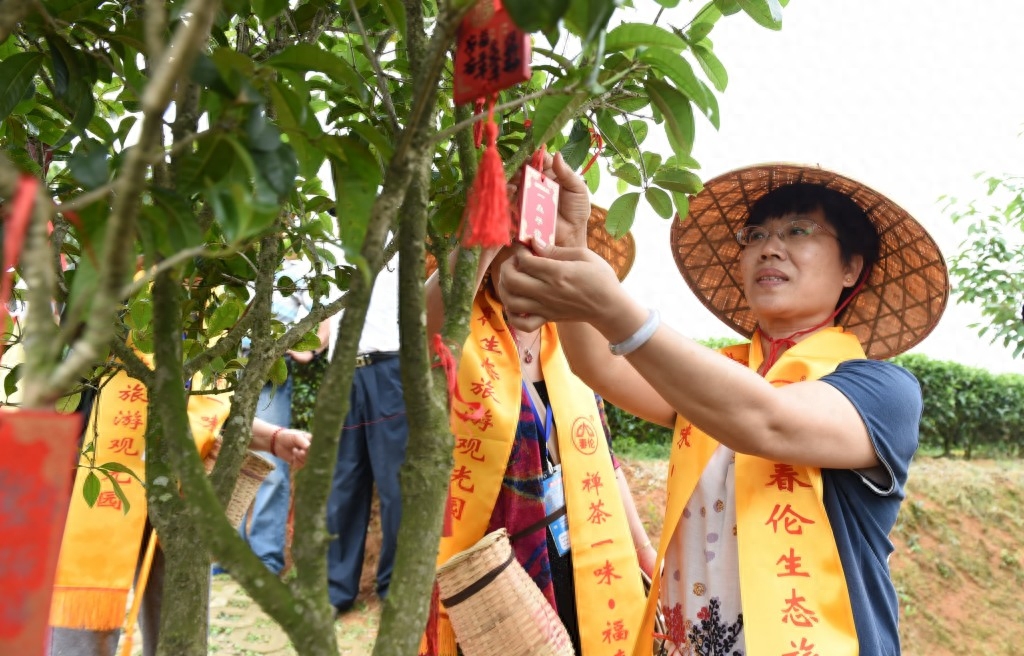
{"left": 821, "top": 359, "right": 922, "bottom": 656}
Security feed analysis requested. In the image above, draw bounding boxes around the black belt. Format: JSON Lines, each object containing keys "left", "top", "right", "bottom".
{"left": 355, "top": 351, "right": 399, "bottom": 368}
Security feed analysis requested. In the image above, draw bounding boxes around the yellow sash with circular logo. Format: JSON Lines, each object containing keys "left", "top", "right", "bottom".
{"left": 633, "top": 327, "right": 862, "bottom": 656}
{"left": 432, "top": 288, "right": 645, "bottom": 655}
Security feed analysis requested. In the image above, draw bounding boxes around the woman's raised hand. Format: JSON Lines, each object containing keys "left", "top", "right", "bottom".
{"left": 539, "top": 152, "right": 591, "bottom": 249}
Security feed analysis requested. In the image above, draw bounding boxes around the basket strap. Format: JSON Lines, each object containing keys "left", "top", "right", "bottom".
{"left": 439, "top": 549, "right": 515, "bottom": 608}
{"left": 507, "top": 505, "right": 566, "bottom": 544}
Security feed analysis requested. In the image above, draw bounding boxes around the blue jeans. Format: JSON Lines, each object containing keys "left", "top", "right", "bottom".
{"left": 239, "top": 377, "right": 293, "bottom": 574}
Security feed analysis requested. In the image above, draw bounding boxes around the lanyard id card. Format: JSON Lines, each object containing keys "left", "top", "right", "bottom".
{"left": 542, "top": 464, "right": 570, "bottom": 557}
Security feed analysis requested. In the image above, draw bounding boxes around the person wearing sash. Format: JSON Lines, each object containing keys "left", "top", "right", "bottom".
{"left": 423, "top": 154, "right": 654, "bottom": 656}
{"left": 48, "top": 380, "right": 311, "bottom": 656}
{"left": 495, "top": 163, "right": 949, "bottom": 656}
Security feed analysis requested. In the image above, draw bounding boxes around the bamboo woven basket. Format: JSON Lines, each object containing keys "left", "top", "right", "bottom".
{"left": 203, "top": 439, "right": 276, "bottom": 529}
{"left": 436, "top": 528, "right": 574, "bottom": 656}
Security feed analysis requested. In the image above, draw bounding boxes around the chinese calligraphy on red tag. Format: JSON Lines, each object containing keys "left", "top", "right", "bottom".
{"left": 453, "top": 0, "right": 531, "bottom": 104}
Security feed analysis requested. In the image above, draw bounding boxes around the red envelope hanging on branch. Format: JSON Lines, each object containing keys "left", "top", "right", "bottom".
{"left": 453, "top": 0, "right": 532, "bottom": 105}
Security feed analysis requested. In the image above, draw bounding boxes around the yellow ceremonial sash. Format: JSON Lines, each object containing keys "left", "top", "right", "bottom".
{"left": 432, "top": 288, "right": 645, "bottom": 656}
{"left": 50, "top": 368, "right": 230, "bottom": 630}
{"left": 634, "top": 327, "right": 862, "bottom": 656}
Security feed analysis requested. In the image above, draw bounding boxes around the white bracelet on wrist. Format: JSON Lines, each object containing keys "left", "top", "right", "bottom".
{"left": 608, "top": 309, "right": 661, "bottom": 357}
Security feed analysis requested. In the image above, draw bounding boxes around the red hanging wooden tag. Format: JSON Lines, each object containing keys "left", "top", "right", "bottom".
{"left": 453, "top": 0, "right": 532, "bottom": 105}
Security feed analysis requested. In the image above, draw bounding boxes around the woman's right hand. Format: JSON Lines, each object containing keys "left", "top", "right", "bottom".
{"left": 498, "top": 241, "right": 625, "bottom": 333}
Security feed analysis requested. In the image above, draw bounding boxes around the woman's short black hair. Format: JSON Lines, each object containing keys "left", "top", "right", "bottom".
{"left": 745, "top": 182, "right": 880, "bottom": 311}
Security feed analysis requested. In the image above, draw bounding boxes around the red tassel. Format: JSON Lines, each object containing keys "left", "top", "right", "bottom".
{"left": 462, "top": 97, "right": 511, "bottom": 248}
{"left": 419, "top": 582, "right": 441, "bottom": 656}
{"left": 430, "top": 334, "right": 459, "bottom": 403}
{"left": 430, "top": 334, "right": 484, "bottom": 423}
{"left": 581, "top": 125, "right": 604, "bottom": 175}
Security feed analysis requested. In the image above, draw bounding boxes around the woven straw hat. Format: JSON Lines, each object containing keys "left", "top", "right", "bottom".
{"left": 436, "top": 529, "right": 573, "bottom": 656}
{"left": 587, "top": 204, "right": 636, "bottom": 281}
{"left": 671, "top": 163, "right": 949, "bottom": 359}
{"left": 426, "top": 204, "right": 636, "bottom": 281}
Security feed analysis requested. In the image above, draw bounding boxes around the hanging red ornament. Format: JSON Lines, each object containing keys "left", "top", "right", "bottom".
{"left": 461, "top": 96, "right": 512, "bottom": 248}
{"left": 453, "top": 0, "right": 532, "bottom": 105}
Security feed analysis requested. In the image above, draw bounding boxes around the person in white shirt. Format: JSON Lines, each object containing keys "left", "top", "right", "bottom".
{"left": 325, "top": 258, "right": 408, "bottom": 615}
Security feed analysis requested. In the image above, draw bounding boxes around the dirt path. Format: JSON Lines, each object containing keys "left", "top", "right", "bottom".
{"left": 139, "top": 456, "right": 1022, "bottom": 654}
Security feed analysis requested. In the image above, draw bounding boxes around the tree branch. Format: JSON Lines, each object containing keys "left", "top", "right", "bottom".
{"left": 348, "top": 0, "right": 400, "bottom": 133}
{"left": 39, "top": 0, "right": 223, "bottom": 403}
{"left": 430, "top": 85, "right": 576, "bottom": 146}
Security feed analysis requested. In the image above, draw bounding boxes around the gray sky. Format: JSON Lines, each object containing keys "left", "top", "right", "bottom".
{"left": 595, "top": 0, "right": 1024, "bottom": 373}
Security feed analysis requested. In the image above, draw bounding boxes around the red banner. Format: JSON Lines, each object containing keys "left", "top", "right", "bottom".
{"left": 0, "top": 410, "right": 80, "bottom": 655}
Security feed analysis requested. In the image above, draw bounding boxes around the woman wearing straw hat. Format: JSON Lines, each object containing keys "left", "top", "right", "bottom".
{"left": 424, "top": 154, "right": 653, "bottom": 656}
{"left": 496, "top": 163, "right": 948, "bottom": 656}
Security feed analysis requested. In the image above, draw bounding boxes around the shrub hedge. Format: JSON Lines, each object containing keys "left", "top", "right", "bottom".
{"left": 604, "top": 342, "right": 1024, "bottom": 460}
{"left": 292, "top": 345, "right": 1024, "bottom": 460}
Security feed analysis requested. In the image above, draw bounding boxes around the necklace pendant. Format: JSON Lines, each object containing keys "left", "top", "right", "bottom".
{"left": 523, "top": 351, "right": 533, "bottom": 364}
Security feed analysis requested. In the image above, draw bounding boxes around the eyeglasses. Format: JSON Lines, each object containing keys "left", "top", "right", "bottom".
{"left": 735, "top": 218, "right": 838, "bottom": 247}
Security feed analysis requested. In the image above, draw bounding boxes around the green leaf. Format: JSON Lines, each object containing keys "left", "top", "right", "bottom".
{"left": 736, "top": 0, "right": 784, "bottom": 30}
{"left": 46, "top": 35, "right": 71, "bottom": 98}
{"left": 252, "top": 143, "right": 298, "bottom": 197}
{"left": 641, "top": 49, "right": 717, "bottom": 126}
{"left": 67, "top": 139, "right": 109, "bottom": 190}
{"left": 292, "top": 330, "right": 323, "bottom": 351}
{"left": 505, "top": 0, "right": 570, "bottom": 33}
{"left": 83, "top": 470, "right": 101, "bottom": 507}
{"left": 0, "top": 52, "right": 43, "bottom": 124}
{"left": 583, "top": 158, "right": 601, "bottom": 194}
{"left": 714, "top": 0, "right": 743, "bottom": 15}
{"left": 642, "top": 151, "right": 663, "bottom": 173}
{"left": 596, "top": 109, "right": 629, "bottom": 154}
{"left": 379, "top": 0, "right": 408, "bottom": 40}
{"left": 252, "top": 0, "right": 289, "bottom": 20}
{"left": 531, "top": 91, "right": 575, "bottom": 147}
{"left": 268, "top": 44, "right": 363, "bottom": 95}
{"left": 564, "top": 0, "right": 618, "bottom": 48}
{"left": 127, "top": 298, "right": 153, "bottom": 332}
{"left": 269, "top": 356, "right": 288, "bottom": 387}
{"left": 605, "top": 192, "right": 640, "bottom": 238}
{"left": 672, "top": 191, "right": 690, "bottom": 218}
{"left": 330, "top": 137, "right": 382, "bottom": 248}
{"left": 99, "top": 461, "right": 144, "bottom": 485}
{"left": 148, "top": 188, "right": 205, "bottom": 254}
{"left": 626, "top": 120, "right": 648, "bottom": 147}
{"left": 646, "top": 187, "right": 673, "bottom": 219}
{"left": 612, "top": 162, "right": 642, "bottom": 186}
{"left": 645, "top": 79, "right": 695, "bottom": 158}
{"left": 559, "top": 120, "right": 592, "bottom": 171}
{"left": 206, "top": 297, "right": 242, "bottom": 334}
{"left": 56, "top": 391, "right": 81, "bottom": 414}
{"left": 3, "top": 363, "right": 22, "bottom": 399}
{"left": 101, "top": 471, "right": 132, "bottom": 514}
{"left": 653, "top": 167, "right": 704, "bottom": 194}
{"left": 175, "top": 133, "right": 236, "bottom": 192}
{"left": 341, "top": 120, "right": 395, "bottom": 161}
{"left": 604, "top": 23, "right": 688, "bottom": 53}
{"left": 53, "top": 89, "right": 95, "bottom": 149}
{"left": 693, "top": 44, "right": 728, "bottom": 92}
